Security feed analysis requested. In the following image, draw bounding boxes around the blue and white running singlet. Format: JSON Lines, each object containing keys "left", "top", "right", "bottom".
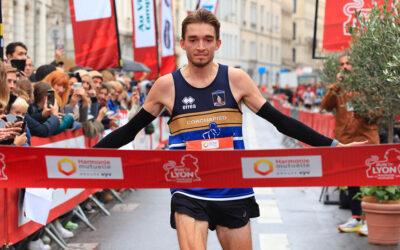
{"left": 168, "top": 64, "right": 254, "bottom": 201}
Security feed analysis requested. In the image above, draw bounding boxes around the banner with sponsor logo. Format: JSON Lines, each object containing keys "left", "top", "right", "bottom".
{"left": 323, "top": 0, "right": 394, "bottom": 51}
{"left": 132, "top": 0, "right": 159, "bottom": 80}
{"left": 0, "top": 144, "right": 400, "bottom": 188}
{"left": 197, "top": 0, "right": 219, "bottom": 14}
{"left": 160, "top": 0, "right": 176, "bottom": 76}
{"left": 69, "top": 0, "right": 120, "bottom": 69}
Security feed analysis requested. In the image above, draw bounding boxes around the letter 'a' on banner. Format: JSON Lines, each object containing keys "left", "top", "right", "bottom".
{"left": 197, "top": 0, "right": 219, "bottom": 14}
{"left": 160, "top": 0, "right": 176, "bottom": 76}
{"left": 322, "top": 0, "right": 392, "bottom": 52}
{"left": 132, "top": 0, "right": 159, "bottom": 80}
{"left": 69, "top": 0, "right": 120, "bottom": 70}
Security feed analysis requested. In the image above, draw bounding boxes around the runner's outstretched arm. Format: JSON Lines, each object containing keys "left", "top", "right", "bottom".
{"left": 93, "top": 108, "right": 155, "bottom": 148}
{"left": 228, "top": 68, "right": 337, "bottom": 147}
{"left": 256, "top": 101, "right": 335, "bottom": 147}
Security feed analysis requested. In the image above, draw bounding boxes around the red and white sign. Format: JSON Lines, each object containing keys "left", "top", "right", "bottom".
{"left": 69, "top": 0, "right": 120, "bottom": 69}
{"left": 132, "top": 0, "right": 159, "bottom": 79}
{"left": 366, "top": 148, "right": 400, "bottom": 180}
{"left": 163, "top": 154, "right": 201, "bottom": 183}
{"left": 160, "top": 0, "right": 176, "bottom": 76}
{"left": 241, "top": 156, "right": 322, "bottom": 178}
{"left": 322, "top": 0, "right": 392, "bottom": 51}
{"left": 45, "top": 156, "right": 123, "bottom": 179}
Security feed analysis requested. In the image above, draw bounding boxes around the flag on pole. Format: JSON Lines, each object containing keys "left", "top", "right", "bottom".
{"left": 69, "top": 0, "right": 120, "bottom": 70}
{"left": 132, "top": 0, "right": 159, "bottom": 80}
{"left": 160, "top": 0, "right": 176, "bottom": 76}
{"left": 197, "top": 0, "right": 219, "bottom": 14}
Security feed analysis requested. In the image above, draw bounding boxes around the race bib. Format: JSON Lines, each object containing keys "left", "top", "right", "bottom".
{"left": 186, "top": 137, "right": 234, "bottom": 150}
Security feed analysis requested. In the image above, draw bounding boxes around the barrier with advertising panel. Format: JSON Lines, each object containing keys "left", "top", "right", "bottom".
{"left": 0, "top": 128, "right": 101, "bottom": 245}
{"left": 1, "top": 112, "right": 170, "bottom": 246}
{"left": 0, "top": 189, "right": 6, "bottom": 246}
{"left": 4, "top": 188, "right": 97, "bottom": 245}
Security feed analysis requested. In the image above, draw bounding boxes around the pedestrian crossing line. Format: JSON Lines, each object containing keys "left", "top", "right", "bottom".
{"left": 111, "top": 203, "right": 139, "bottom": 212}
{"left": 259, "top": 234, "right": 290, "bottom": 250}
{"left": 254, "top": 188, "right": 274, "bottom": 195}
{"left": 257, "top": 199, "right": 282, "bottom": 224}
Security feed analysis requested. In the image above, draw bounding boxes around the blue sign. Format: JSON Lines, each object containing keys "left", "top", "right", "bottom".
{"left": 258, "top": 67, "right": 266, "bottom": 74}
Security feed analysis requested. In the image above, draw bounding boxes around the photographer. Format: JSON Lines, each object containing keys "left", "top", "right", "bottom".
{"left": 321, "top": 54, "right": 379, "bottom": 236}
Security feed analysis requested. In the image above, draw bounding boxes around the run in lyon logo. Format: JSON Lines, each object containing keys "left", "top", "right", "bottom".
{"left": 253, "top": 159, "right": 274, "bottom": 176}
{"left": 0, "top": 153, "right": 7, "bottom": 180}
{"left": 57, "top": 158, "right": 77, "bottom": 176}
{"left": 366, "top": 148, "right": 400, "bottom": 180}
{"left": 163, "top": 154, "right": 201, "bottom": 183}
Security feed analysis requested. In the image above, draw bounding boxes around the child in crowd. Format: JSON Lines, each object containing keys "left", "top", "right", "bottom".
{"left": 9, "top": 97, "right": 29, "bottom": 146}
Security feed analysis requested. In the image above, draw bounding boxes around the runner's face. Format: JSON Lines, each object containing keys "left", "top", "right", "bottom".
{"left": 180, "top": 23, "right": 221, "bottom": 68}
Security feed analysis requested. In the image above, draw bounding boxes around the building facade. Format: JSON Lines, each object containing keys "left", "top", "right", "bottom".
{"left": 3, "top": 0, "right": 325, "bottom": 84}
{"left": 3, "top": 0, "right": 69, "bottom": 67}
{"left": 281, "top": 0, "right": 325, "bottom": 75}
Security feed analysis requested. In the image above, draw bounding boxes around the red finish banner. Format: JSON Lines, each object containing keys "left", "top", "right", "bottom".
{"left": 0, "top": 144, "right": 400, "bottom": 189}
{"left": 132, "top": 0, "right": 159, "bottom": 80}
{"left": 322, "top": 0, "right": 391, "bottom": 51}
{"left": 69, "top": 0, "right": 120, "bottom": 70}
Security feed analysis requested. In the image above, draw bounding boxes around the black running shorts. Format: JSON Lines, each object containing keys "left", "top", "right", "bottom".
{"left": 170, "top": 193, "right": 260, "bottom": 230}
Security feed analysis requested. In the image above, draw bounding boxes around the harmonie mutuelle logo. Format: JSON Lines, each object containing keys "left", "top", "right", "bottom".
{"left": 57, "top": 158, "right": 77, "bottom": 176}
{"left": 253, "top": 159, "right": 274, "bottom": 176}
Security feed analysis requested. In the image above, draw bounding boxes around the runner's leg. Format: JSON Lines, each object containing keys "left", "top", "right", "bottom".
{"left": 216, "top": 222, "right": 252, "bottom": 250}
{"left": 175, "top": 212, "right": 209, "bottom": 250}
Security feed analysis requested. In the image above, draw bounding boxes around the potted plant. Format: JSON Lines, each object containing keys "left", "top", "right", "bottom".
{"left": 359, "top": 186, "right": 400, "bottom": 245}
{"left": 343, "top": 0, "right": 400, "bottom": 143}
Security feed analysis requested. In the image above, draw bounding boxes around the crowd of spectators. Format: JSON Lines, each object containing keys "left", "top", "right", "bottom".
{"left": 269, "top": 82, "right": 325, "bottom": 111}
{"left": 1, "top": 41, "right": 154, "bottom": 250}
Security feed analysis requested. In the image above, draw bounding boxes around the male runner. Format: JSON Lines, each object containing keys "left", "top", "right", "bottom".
{"left": 94, "top": 9, "right": 365, "bottom": 250}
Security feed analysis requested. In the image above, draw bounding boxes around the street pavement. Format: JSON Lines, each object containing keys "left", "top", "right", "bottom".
{"left": 63, "top": 106, "right": 400, "bottom": 250}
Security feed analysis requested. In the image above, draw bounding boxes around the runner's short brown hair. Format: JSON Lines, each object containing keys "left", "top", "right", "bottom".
{"left": 181, "top": 8, "right": 220, "bottom": 41}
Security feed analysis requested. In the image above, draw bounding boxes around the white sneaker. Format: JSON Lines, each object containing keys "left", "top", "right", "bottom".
{"left": 338, "top": 217, "right": 363, "bottom": 232}
{"left": 42, "top": 235, "right": 51, "bottom": 244}
{"left": 27, "top": 238, "right": 51, "bottom": 250}
{"left": 54, "top": 220, "right": 74, "bottom": 239}
{"left": 358, "top": 223, "right": 368, "bottom": 236}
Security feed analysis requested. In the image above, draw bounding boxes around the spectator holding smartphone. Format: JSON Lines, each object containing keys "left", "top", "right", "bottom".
{"left": 43, "top": 71, "right": 70, "bottom": 110}
{"left": 6, "top": 42, "right": 28, "bottom": 80}
{"left": 27, "top": 82, "right": 61, "bottom": 136}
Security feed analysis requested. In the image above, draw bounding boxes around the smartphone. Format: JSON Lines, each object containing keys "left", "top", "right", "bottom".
{"left": 5, "top": 114, "right": 17, "bottom": 123}
{"left": 73, "top": 82, "right": 82, "bottom": 90}
{"left": 10, "top": 59, "right": 26, "bottom": 72}
{"left": 105, "top": 109, "right": 114, "bottom": 116}
{"left": 15, "top": 115, "right": 24, "bottom": 122}
{"left": 47, "top": 90, "right": 55, "bottom": 108}
{"left": 16, "top": 115, "right": 26, "bottom": 134}
{"left": 20, "top": 121, "right": 27, "bottom": 134}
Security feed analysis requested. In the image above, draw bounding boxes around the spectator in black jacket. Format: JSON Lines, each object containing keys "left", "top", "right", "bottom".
{"left": 27, "top": 82, "right": 60, "bottom": 137}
